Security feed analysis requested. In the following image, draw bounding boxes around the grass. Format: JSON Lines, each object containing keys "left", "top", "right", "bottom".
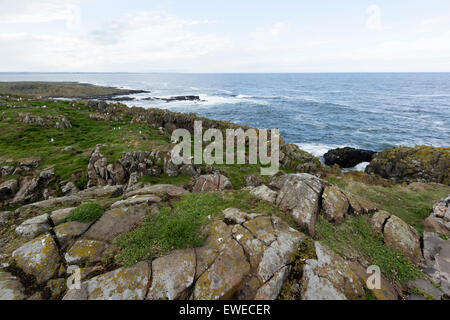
{"left": 115, "top": 190, "right": 280, "bottom": 266}
{"left": 325, "top": 173, "right": 450, "bottom": 233}
{"left": 0, "top": 81, "right": 144, "bottom": 98}
{"left": 65, "top": 203, "right": 104, "bottom": 223}
{"left": 316, "top": 215, "right": 423, "bottom": 285}
{"left": 0, "top": 98, "right": 171, "bottom": 184}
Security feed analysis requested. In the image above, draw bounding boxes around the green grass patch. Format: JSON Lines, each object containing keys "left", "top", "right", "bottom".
{"left": 115, "top": 190, "right": 280, "bottom": 266}
{"left": 65, "top": 203, "right": 104, "bottom": 223}
{"left": 316, "top": 215, "right": 423, "bottom": 284}
{"left": 326, "top": 174, "right": 450, "bottom": 233}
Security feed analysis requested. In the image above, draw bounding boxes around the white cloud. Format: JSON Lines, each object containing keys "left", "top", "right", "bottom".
{"left": 0, "top": 0, "right": 80, "bottom": 26}
{"left": 0, "top": 11, "right": 230, "bottom": 71}
{"left": 421, "top": 16, "right": 450, "bottom": 26}
{"left": 251, "top": 22, "right": 290, "bottom": 40}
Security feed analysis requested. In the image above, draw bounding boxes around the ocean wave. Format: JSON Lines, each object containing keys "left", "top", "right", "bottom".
{"left": 295, "top": 142, "right": 351, "bottom": 158}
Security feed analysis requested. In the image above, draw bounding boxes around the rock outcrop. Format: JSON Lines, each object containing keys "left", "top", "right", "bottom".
{"left": 424, "top": 195, "right": 450, "bottom": 236}
{"left": 366, "top": 146, "right": 450, "bottom": 184}
{"left": 324, "top": 147, "right": 376, "bottom": 168}
{"left": 370, "top": 212, "right": 422, "bottom": 264}
{"left": 192, "top": 173, "right": 233, "bottom": 193}
{"left": 422, "top": 232, "right": 450, "bottom": 296}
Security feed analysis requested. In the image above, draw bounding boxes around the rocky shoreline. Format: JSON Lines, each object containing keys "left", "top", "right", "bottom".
{"left": 1, "top": 83, "right": 450, "bottom": 300}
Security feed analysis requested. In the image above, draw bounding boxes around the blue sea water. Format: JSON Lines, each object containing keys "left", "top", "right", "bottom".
{"left": 1, "top": 73, "right": 449, "bottom": 159}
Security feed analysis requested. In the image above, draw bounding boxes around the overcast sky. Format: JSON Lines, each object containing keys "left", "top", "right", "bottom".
{"left": 1, "top": 0, "right": 450, "bottom": 72}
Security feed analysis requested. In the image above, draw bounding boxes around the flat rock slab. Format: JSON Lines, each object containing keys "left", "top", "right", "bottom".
{"left": 82, "top": 204, "right": 147, "bottom": 242}
{"left": 147, "top": 249, "right": 196, "bottom": 300}
{"left": 84, "top": 261, "right": 150, "bottom": 300}
{"left": 76, "top": 185, "right": 123, "bottom": 199}
{"left": 301, "top": 242, "right": 365, "bottom": 300}
{"left": 111, "top": 195, "right": 161, "bottom": 208}
{"left": 12, "top": 233, "right": 61, "bottom": 284}
{"left": 65, "top": 239, "right": 107, "bottom": 266}
{"left": 50, "top": 207, "right": 76, "bottom": 226}
{"left": 249, "top": 185, "right": 277, "bottom": 204}
{"left": 0, "top": 271, "right": 27, "bottom": 300}
{"left": 54, "top": 221, "right": 91, "bottom": 249}
{"left": 125, "top": 184, "right": 188, "bottom": 198}
{"left": 15, "top": 214, "right": 51, "bottom": 240}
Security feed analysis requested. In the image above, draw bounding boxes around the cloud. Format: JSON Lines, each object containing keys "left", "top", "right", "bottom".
{"left": 0, "top": 0, "right": 80, "bottom": 26}
{"left": 0, "top": 11, "right": 230, "bottom": 71}
{"left": 421, "top": 16, "right": 450, "bottom": 26}
{"left": 250, "top": 22, "right": 290, "bottom": 40}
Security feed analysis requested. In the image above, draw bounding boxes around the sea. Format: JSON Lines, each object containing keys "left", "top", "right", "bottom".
{"left": 1, "top": 72, "right": 449, "bottom": 169}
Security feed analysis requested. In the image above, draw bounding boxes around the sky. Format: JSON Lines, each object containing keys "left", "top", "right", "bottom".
{"left": 1, "top": 0, "right": 450, "bottom": 72}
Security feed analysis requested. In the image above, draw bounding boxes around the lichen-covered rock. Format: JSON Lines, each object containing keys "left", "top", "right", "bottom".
{"left": 301, "top": 242, "right": 365, "bottom": 300}
{"left": 10, "top": 177, "right": 40, "bottom": 206}
{"left": 46, "top": 278, "right": 67, "bottom": 300}
{"left": 19, "top": 195, "right": 81, "bottom": 211}
{"left": 0, "top": 271, "right": 27, "bottom": 300}
{"left": 125, "top": 184, "right": 188, "bottom": 198}
{"left": 50, "top": 207, "right": 76, "bottom": 226}
{"left": 192, "top": 173, "right": 233, "bottom": 193}
{"left": 366, "top": 146, "right": 450, "bottom": 184}
{"left": 54, "top": 221, "right": 91, "bottom": 249}
{"left": 344, "top": 191, "right": 377, "bottom": 215}
{"left": 223, "top": 208, "right": 248, "bottom": 225}
{"left": 384, "top": 215, "right": 422, "bottom": 264}
{"left": 85, "top": 261, "right": 150, "bottom": 300}
{"left": 370, "top": 211, "right": 391, "bottom": 233}
{"left": 77, "top": 185, "right": 124, "bottom": 199}
{"left": 422, "top": 232, "right": 450, "bottom": 296}
{"left": 111, "top": 194, "right": 161, "bottom": 208}
{"left": 424, "top": 195, "right": 450, "bottom": 235}
{"left": 194, "top": 238, "right": 250, "bottom": 300}
{"left": 147, "top": 249, "right": 196, "bottom": 300}
{"left": 322, "top": 185, "right": 349, "bottom": 224}
{"left": 12, "top": 233, "right": 61, "bottom": 284}
{"left": 245, "top": 174, "right": 264, "bottom": 188}
{"left": 15, "top": 214, "right": 51, "bottom": 240}
{"left": 249, "top": 185, "right": 277, "bottom": 204}
{"left": 65, "top": 239, "right": 107, "bottom": 265}
{"left": 254, "top": 266, "right": 291, "bottom": 300}
{"left": 82, "top": 205, "right": 147, "bottom": 242}
{"left": 271, "top": 173, "right": 324, "bottom": 236}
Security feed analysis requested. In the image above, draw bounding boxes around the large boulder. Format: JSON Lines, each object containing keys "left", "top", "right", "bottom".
{"left": 249, "top": 185, "right": 277, "bottom": 204}
{"left": 324, "top": 147, "right": 376, "bottom": 168}
{"left": 83, "top": 261, "right": 151, "bottom": 300}
{"left": 422, "top": 232, "right": 450, "bottom": 295}
{"left": 12, "top": 234, "right": 61, "bottom": 284}
{"left": 193, "top": 211, "right": 305, "bottom": 300}
{"left": 82, "top": 205, "right": 147, "bottom": 242}
{"left": 366, "top": 146, "right": 450, "bottom": 184}
{"left": 65, "top": 239, "right": 107, "bottom": 265}
{"left": 383, "top": 215, "right": 422, "bottom": 264}
{"left": 192, "top": 173, "right": 233, "bottom": 193}
{"left": 423, "top": 195, "right": 450, "bottom": 236}
{"left": 322, "top": 185, "right": 349, "bottom": 224}
{"left": 301, "top": 242, "right": 365, "bottom": 300}
{"left": 271, "top": 173, "right": 324, "bottom": 236}
{"left": 15, "top": 214, "right": 51, "bottom": 240}
{"left": 147, "top": 249, "right": 196, "bottom": 300}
